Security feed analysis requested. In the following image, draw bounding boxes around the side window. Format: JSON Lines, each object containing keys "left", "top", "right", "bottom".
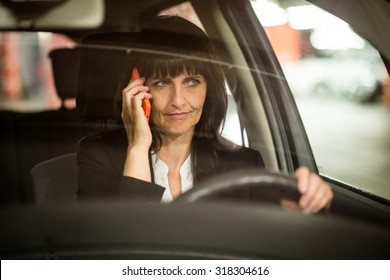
{"left": 159, "top": 2, "right": 245, "bottom": 146}
{"left": 252, "top": 0, "right": 390, "bottom": 199}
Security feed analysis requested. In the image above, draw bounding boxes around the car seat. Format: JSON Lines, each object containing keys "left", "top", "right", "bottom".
{"left": 76, "top": 32, "right": 140, "bottom": 124}
{"left": 29, "top": 47, "right": 94, "bottom": 203}
{"left": 30, "top": 32, "right": 140, "bottom": 203}
{"left": 49, "top": 48, "right": 80, "bottom": 109}
{"left": 31, "top": 153, "right": 77, "bottom": 204}
{"left": 3, "top": 46, "right": 94, "bottom": 204}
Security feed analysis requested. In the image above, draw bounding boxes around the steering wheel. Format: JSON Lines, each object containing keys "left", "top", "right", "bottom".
{"left": 175, "top": 168, "right": 301, "bottom": 203}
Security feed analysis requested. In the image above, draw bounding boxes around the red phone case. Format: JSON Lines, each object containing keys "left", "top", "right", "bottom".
{"left": 132, "top": 67, "right": 151, "bottom": 121}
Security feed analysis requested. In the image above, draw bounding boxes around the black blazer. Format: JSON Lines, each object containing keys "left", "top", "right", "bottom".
{"left": 77, "top": 128, "right": 265, "bottom": 202}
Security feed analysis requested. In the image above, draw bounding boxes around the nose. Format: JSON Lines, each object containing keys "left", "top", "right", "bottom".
{"left": 170, "top": 83, "right": 185, "bottom": 107}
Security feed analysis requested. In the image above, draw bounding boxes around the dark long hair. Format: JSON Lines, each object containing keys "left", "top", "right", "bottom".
{"left": 125, "top": 16, "right": 229, "bottom": 183}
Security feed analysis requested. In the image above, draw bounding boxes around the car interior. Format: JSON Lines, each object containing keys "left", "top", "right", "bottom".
{"left": 2, "top": 0, "right": 282, "bottom": 204}
{"left": 0, "top": 0, "right": 389, "bottom": 259}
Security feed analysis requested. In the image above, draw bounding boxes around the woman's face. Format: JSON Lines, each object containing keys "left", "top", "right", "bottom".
{"left": 146, "top": 72, "right": 207, "bottom": 138}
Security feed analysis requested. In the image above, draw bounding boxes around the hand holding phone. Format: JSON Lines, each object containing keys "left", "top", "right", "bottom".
{"left": 132, "top": 67, "right": 151, "bottom": 122}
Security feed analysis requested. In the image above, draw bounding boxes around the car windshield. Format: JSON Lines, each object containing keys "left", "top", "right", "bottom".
{"left": 0, "top": 0, "right": 389, "bottom": 262}
{"left": 2, "top": 0, "right": 389, "bottom": 203}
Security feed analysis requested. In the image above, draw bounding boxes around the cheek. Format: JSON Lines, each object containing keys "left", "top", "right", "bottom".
{"left": 150, "top": 94, "right": 166, "bottom": 112}
{"left": 191, "top": 87, "right": 207, "bottom": 110}
{"left": 193, "top": 100, "right": 205, "bottom": 113}
{"left": 149, "top": 96, "right": 168, "bottom": 123}
{"left": 196, "top": 95, "right": 207, "bottom": 112}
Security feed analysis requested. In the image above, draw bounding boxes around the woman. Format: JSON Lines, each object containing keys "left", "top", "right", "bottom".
{"left": 77, "top": 15, "right": 333, "bottom": 214}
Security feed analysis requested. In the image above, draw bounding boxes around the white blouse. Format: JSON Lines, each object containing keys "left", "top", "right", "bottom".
{"left": 151, "top": 153, "right": 194, "bottom": 204}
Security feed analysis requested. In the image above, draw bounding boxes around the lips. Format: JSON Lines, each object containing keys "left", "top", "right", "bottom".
{"left": 167, "top": 112, "right": 190, "bottom": 120}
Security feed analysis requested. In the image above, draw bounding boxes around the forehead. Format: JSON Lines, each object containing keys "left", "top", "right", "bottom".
{"left": 148, "top": 72, "right": 205, "bottom": 79}
{"left": 144, "top": 60, "right": 204, "bottom": 78}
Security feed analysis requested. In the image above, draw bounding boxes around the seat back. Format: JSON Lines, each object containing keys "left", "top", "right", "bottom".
{"left": 29, "top": 33, "right": 140, "bottom": 204}
{"left": 49, "top": 48, "right": 80, "bottom": 108}
{"left": 76, "top": 32, "right": 140, "bottom": 122}
{"left": 31, "top": 153, "right": 77, "bottom": 204}
{"left": 2, "top": 47, "right": 96, "bottom": 204}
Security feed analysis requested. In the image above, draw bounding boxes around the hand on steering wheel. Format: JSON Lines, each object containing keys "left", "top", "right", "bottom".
{"left": 175, "top": 168, "right": 301, "bottom": 204}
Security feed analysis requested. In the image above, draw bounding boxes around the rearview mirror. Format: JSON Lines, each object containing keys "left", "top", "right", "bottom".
{"left": 0, "top": 0, "right": 104, "bottom": 30}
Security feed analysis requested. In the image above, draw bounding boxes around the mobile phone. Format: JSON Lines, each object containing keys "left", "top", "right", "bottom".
{"left": 132, "top": 67, "right": 151, "bottom": 122}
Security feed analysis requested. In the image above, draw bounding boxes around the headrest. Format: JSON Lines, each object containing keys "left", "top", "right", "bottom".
{"left": 49, "top": 48, "right": 80, "bottom": 102}
{"left": 76, "top": 32, "right": 140, "bottom": 121}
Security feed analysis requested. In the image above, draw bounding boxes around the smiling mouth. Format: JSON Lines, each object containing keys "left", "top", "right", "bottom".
{"left": 167, "top": 112, "right": 190, "bottom": 120}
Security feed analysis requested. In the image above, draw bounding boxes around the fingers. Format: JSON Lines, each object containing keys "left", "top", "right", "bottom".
{"left": 280, "top": 199, "right": 300, "bottom": 211}
{"left": 123, "top": 76, "right": 145, "bottom": 92}
{"left": 122, "top": 86, "right": 151, "bottom": 108}
{"left": 294, "top": 167, "right": 333, "bottom": 214}
{"left": 122, "top": 78, "right": 149, "bottom": 101}
{"left": 121, "top": 78, "right": 151, "bottom": 115}
{"left": 121, "top": 77, "right": 153, "bottom": 148}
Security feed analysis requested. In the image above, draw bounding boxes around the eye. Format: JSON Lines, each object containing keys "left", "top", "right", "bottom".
{"left": 152, "top": 79, "right": 170, "bottom": 88}
{"left": 185, "top": 77, "right": 201, "bottom": 87}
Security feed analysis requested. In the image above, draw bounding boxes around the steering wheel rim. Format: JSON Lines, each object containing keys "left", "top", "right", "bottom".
{"left": 175, "top": 168, "right": 301, "bottom": 203}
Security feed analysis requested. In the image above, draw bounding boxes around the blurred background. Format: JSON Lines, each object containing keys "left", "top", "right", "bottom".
{"left": 252, "top": 0, "right": 390, "bottom": 200}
